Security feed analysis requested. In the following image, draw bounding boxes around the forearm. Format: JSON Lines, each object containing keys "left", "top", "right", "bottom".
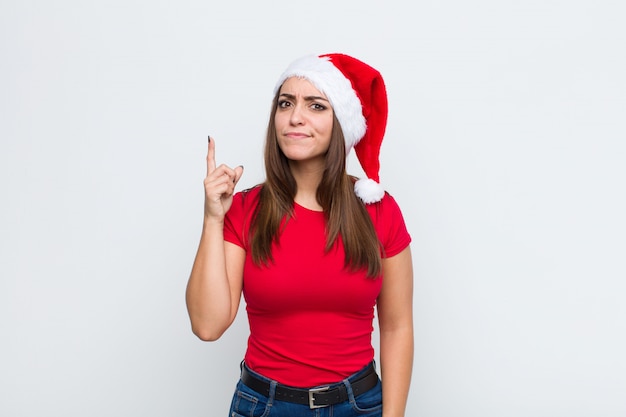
{"left": 380, "top": 323, "right": 414, "bottom": 417}
{"left": 185, "top": 219, "right": 234, "bottom": 341}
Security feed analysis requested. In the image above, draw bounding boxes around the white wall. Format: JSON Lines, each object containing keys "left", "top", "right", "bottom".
{"left": 1, "top": 1, "right": 624, "bottom": 416}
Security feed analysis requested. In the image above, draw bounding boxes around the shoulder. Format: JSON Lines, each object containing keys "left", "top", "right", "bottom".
{"left": 225, "top": 185, "right": 264, "bottom": 246}
{"left": 233, "top": 184, "right": 263, "bottom": 207}
{"left": 226, "top": 184, "right": 263, "bottom": 224}
{"left": 364, "top": 191, "right": 404, "bottom": 219}
{"left": 365, "top": 191, "right": 412, "bottom": 256}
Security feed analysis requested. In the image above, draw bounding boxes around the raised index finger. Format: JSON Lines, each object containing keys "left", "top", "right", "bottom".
{"left": 206, "top": 135, "right": 216, "bottom": 176}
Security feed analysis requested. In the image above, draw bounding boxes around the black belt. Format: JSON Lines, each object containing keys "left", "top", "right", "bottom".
{"left": 240, "top": 362, "right": 379, "bottom": 409}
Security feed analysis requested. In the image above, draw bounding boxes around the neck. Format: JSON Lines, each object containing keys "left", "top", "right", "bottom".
{"left": 289, "top": 160, "right": 324, "bottom": 211}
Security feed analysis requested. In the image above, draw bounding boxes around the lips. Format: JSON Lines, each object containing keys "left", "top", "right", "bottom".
{"left": 284, "top": 132, "right": 310, "bottom": 139}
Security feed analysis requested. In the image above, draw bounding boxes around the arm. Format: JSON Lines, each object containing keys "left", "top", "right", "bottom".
{"left": 377, "top": 246, "right": 414, "bottom": 417}
{"left": 185, "top": 138, "right": 245, "bottom": 341}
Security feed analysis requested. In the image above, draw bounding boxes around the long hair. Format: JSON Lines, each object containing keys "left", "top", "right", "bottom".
{"left": 249, "top": 91, "right": 382, "bottom": 278}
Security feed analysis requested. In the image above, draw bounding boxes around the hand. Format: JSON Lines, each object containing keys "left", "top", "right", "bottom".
{"left": 203, "top": 137, "right": 244, "bottom": 221}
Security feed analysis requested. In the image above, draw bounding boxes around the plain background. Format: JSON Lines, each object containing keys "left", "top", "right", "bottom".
{"left": 1, "top": 0, "right": 625, "bottom": 416}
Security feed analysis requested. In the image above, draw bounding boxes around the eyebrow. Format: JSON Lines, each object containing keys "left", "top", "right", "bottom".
{"left": 279, "top": 93, "right": 330, "bottom": 103}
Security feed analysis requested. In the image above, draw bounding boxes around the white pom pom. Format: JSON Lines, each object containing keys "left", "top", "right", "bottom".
{"left": 354, "top": 178, "right": 385, "bottom": 204}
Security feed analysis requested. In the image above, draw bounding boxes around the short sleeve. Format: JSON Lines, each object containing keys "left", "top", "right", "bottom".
{"left": 368, "top": 193, "right": 412, "bottom": 258}
{"left": 223, "top": 192, "right": 245, "bottom": 248}
{"left": 223, "top": 186, "right": 260, "bottom": 250}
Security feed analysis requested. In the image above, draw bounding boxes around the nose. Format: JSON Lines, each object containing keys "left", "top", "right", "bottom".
{"left": 289, "top": 103, "right": 305, "bottom": 125}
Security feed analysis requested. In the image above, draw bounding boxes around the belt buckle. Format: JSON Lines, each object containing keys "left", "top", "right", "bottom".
{"left": 308, "top": 386, "right": 330, "bottom": 409}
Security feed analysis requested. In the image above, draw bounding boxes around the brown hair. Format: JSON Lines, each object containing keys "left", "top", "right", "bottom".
{"left": 249, "top": 92, "right": 383, "bottom": 278}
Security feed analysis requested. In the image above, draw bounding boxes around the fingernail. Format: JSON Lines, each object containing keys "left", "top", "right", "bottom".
{"left": 207, "top": 135, "right": 211, "bottom": 143}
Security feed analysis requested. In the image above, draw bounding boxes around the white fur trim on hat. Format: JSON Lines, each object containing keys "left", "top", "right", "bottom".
{"left": 354, "top": 178, "right": 385, "bottom": 204}
{"left": 273, "top": 55, "right": 367, "bottom": 150}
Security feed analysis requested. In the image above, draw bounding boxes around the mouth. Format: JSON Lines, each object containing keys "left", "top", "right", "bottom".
{"left": 284, "top": 132, "right": 310, "bottom": 139}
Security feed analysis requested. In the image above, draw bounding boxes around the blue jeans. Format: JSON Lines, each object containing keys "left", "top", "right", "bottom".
{"left": 228, "top": 362, "right": 382, "bottom": 417}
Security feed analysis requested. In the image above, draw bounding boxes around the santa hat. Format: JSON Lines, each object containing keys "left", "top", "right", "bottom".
{"left": 274, "top": 53, "right": 388, "bottom": 204}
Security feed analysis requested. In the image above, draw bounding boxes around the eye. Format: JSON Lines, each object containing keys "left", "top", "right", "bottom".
{"left": 277, "top": 100, "right": 292, "bottom": 109}
{"left": 311, "top": 102, "right": 328, "bottom": 111}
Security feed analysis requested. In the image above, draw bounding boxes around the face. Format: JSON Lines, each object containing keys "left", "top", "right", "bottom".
{"left": 274, "top": 77, "right": 334, "bottom": 166}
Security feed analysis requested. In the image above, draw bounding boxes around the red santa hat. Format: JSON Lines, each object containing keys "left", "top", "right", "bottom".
{"left": 274, "top": 53, "right": 388, "bottom": 204}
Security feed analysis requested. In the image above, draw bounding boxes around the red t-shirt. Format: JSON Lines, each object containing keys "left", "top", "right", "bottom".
{"left": 223, "top": 185, "right": 411, "bottom": 387}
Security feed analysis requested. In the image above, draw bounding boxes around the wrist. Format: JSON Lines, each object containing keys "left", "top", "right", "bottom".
{"left": 202, "top": 215, "right": 225, "bottom": 229}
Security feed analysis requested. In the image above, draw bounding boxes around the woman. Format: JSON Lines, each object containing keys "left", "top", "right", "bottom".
{"left": 186, "top": 53, "right": 413, "bottom": 416}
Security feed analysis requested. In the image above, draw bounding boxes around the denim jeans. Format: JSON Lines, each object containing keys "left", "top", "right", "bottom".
{"left": 228, "top": 362, "right": 382, "bottom": 417}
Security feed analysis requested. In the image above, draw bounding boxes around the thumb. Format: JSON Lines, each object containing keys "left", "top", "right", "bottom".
{"left": 233, "top": 165, "right": 244, "bottom": 186}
